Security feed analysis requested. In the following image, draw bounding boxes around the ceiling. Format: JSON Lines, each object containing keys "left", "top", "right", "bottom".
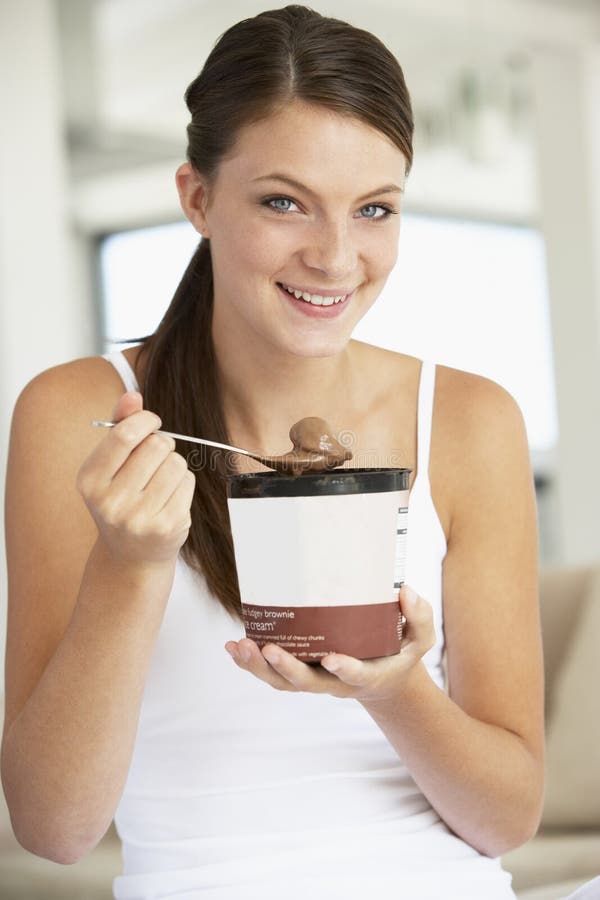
{"left": 61, "top": 0, "right": 600, "bottom": 224}
{"left": 85, "top": 0, "right": 598, "bottom": 137}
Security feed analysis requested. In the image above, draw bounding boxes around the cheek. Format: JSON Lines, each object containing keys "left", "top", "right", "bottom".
{"left": 240, "top": 222, "right": 299, "bottom": 275}
{"left": 209, "top": 219, "right": 265, "bottom": 284}
{"left": 370, "top": 236, "right": 398, "bottom": 277}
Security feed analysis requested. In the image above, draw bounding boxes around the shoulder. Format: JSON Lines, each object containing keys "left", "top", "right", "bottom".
{"left": 5, "top": 352, "right": 134, "bottom": 589}
{"left": 16, "top": 352, "right": 132, "bottom": 406}
{"left": 355, "top": 341, "right": 527, "bottom": 455}
{"left": 365, "top": 342, "right": 524, "bottom": 433}
{"left": 433, "top": 363, "right": 532, "bottom": 539}
{"left": 10, "top": 353, "right": 132, "bottom": 453}
{"left": 434, "top": 362, "right": 528, "bottom": 457}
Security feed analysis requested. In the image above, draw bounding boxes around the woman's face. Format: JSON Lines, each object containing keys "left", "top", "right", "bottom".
{"left": 191, "top": 100, "right": 406, "bottom": 359}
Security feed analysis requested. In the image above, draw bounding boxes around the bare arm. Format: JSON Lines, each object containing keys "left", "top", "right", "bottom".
{"left": 359, "top": 373, "right": 544, "bottom": 857}
{"left": 2, "top": 540, "right": 175, "bottom": 864}
{"left": 359, "top": 660, "right": 541, "bottom": 858}
{"left": 1, "top": 364, "right": 194, "bottom": 863}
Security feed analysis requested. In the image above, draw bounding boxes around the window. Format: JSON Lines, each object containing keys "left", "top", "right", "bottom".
{"left": 100, "top": 222, "right": 200, "bottom": 346}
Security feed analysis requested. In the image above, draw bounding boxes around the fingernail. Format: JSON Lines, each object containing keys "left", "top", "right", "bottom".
{"left": 226, "top": 646, "right": 239, "bottom": 662}
{"left": 321, "top": 657, "right": 339, "bottom": 672}
{"left": 239, "top": 647, "right": 251, "bottom": 663}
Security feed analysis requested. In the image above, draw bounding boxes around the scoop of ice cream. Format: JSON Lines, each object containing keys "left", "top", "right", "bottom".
{"left": 289, "top": 417, "right": 352, "bottom": 464}
{"left": 260, "top": 416, "right": 353, "bottom": 475}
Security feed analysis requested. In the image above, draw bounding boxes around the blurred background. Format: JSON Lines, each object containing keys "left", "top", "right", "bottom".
{"left": 0, "top": 0, "right": 599, "bottom": 897}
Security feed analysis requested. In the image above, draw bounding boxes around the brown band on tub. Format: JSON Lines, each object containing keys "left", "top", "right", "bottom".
{"left": 242, "top": 600, "right": 403, "bottom": 663}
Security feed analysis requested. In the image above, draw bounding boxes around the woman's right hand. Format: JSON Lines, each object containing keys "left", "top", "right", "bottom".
{"left": 76, "top": 390, "right": 196, "bottom": 567}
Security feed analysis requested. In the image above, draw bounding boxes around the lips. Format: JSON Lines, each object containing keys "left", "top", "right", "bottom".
{"left": 276, "top": 282, "right": 352, "bottom": 319}
{"left": 278, "top": 282, "right": 350, "bottom": 303}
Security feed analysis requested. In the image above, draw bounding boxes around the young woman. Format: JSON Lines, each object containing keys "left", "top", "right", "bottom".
{"left": 2, "top": 5, "right": 544, "bottom": 898}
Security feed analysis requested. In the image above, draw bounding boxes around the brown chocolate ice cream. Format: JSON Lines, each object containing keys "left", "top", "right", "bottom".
{"left": 258, "top": 417, "right": 353, "bottom": 475}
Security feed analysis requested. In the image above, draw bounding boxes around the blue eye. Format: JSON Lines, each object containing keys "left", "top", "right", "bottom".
{"left": 263, "top": 197, "right": 299, "bottom": 214}
{"left": 261, "top": 195, "right": 397, "bottom": 221}
{"left": 360, "top": 204, "right": 394, "bottom": 220}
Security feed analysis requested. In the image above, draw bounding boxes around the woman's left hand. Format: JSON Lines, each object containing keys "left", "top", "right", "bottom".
{"left": 224, "top": 584, "right": 436, "bottom": 703}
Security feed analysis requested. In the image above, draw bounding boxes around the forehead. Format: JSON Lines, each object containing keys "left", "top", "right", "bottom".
{"left": 218, "top": 101, "right": 406, "bottom": 191}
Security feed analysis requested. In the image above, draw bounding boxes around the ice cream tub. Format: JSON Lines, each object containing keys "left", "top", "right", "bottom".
{"left": 225, "top": 467, "right": 410, "bottom": 663}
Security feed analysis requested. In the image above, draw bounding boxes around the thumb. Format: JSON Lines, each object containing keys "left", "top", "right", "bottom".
{"left": 399, "top": 584, "right": 419, "bottom": 611}
{"left": 111, "top": 390, "right": 144, "bottom": 423}
{"left": 398, "top": 584, "right": 436, "bottom": 653}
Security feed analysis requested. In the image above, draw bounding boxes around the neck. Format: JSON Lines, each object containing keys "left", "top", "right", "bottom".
{"left": 212, "top": 322, "right": 358, "bottom": 456}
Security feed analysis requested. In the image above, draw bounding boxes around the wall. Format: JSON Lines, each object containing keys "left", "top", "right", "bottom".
{"left": 0, "top": 1, "right": 97, "bottom": 695}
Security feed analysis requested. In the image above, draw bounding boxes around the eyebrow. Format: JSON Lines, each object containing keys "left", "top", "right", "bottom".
{"left": 251, "top": 173, "right": 404, "bottom": 202}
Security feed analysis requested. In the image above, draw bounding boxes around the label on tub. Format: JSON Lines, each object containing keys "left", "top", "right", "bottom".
{"left": 241, "top": 599, "right": 402, "bottom": 662}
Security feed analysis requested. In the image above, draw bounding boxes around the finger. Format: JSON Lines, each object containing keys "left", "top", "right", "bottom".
{"left": 399, "top": 585, "right": 436, "bottom": 654}
{"left": 139, "top": 450, "right": 191, "bottom": 513}
{"left": 112, "top": 390, "right": 143, "bottom": 423}
{"left": 261, "top": 644, "right": 351, "bottom": 695}
{"left": 320, "top": 653, "right": 371, "bottom": 687}
{"left": 225, "top": 640, "right": 298, "bottom": 692}
{"left": 111, "top": 432, "right": 176, "bottom": 495}
{"left": 150, "top": 464, "right": 196, "bottom": 521}
{"left": 84, "top": 410, "right": 163, "bottom": 487}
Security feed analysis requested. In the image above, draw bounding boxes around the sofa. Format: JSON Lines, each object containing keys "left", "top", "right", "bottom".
{"left": 502, "top": 563, "right": 600, "bottom": 898}
{"left": 1, "top": 564, "right": 599, "bottom": 899}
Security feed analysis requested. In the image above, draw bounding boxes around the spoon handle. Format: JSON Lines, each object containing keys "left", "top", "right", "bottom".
{"left": 90, "top": 420, "right": 253, "bottom": 457}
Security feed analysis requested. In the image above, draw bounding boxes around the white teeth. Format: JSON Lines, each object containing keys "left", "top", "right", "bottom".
{"left": 280, "top": 283, "right": 347, "bottom": 306}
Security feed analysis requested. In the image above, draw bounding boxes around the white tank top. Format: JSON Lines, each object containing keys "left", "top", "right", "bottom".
{"left": 102, "top": 349, "right": 516, "bottom": 899}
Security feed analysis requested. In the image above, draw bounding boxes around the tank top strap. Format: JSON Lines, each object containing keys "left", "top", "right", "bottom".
{"left": 102, "top": 349, "right": 140, "bottom": 393}
{"left": 416, "top": 359, "right": 436, "bottom": 485}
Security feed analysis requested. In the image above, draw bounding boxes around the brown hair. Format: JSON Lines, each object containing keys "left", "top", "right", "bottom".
{"left": 134, "top": 4, "right": 414, "bottom": 622}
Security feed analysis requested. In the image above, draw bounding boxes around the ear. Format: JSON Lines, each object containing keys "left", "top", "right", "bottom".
{"left": 175, "top": 162, "right": 211, "bottom": 237}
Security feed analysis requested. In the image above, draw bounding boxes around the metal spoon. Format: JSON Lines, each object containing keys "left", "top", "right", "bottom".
{"left": 90, "top": 419, "right": 352, "bottom": 475}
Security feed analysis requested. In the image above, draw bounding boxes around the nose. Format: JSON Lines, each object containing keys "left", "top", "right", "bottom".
{"left": 301, "top": 217, "right": 357, "bottom": 282}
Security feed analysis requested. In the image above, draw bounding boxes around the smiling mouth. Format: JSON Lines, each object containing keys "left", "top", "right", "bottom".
{"left": 277, "top": 282, "right": 351, "bottom": 307}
